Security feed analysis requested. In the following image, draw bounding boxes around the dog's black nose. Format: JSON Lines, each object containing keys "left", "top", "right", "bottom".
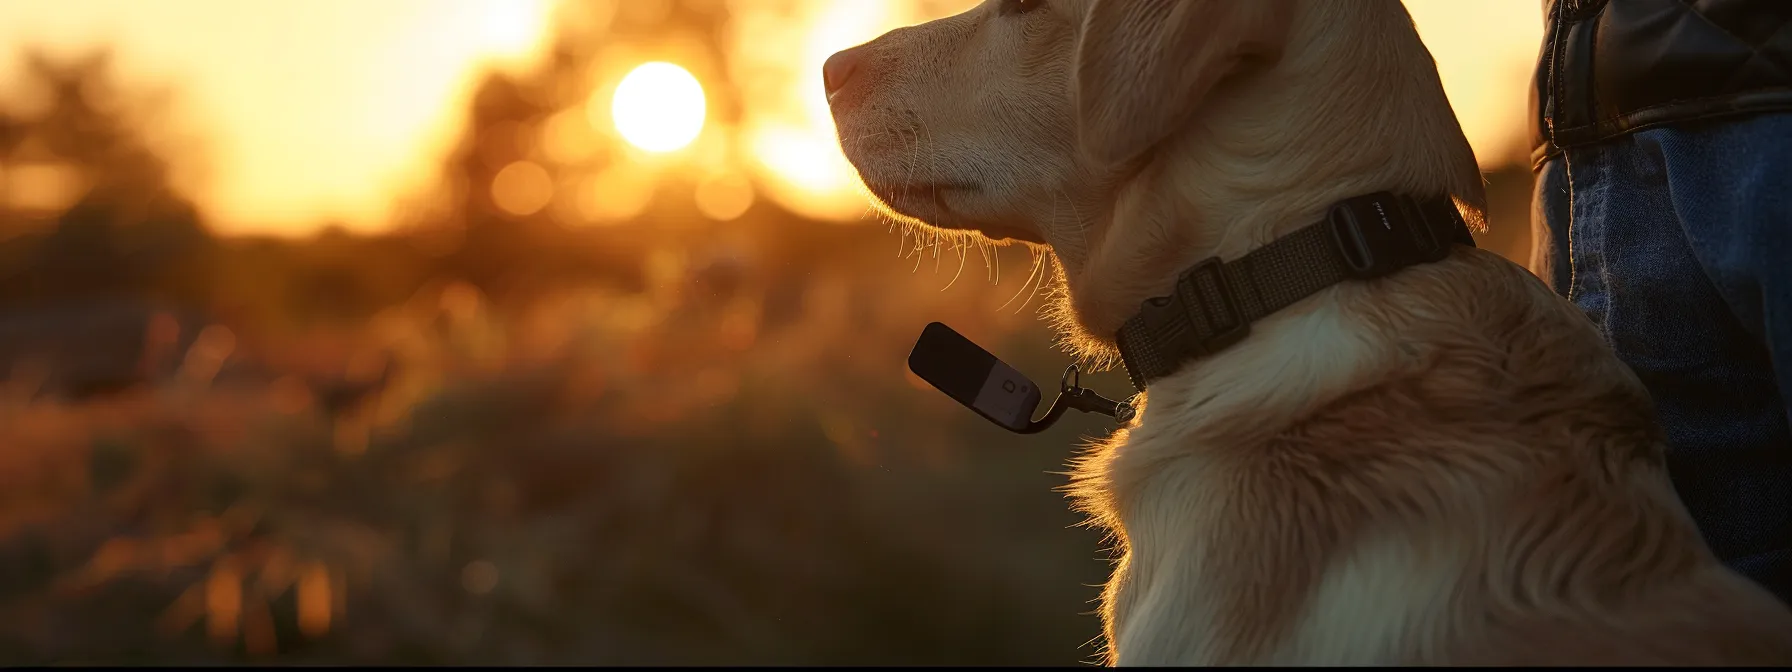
{"left": 823, "top": 45, "right": 868, "bottom": 99}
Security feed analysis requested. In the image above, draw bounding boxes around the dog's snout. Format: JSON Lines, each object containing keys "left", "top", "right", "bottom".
{"left": 823, "top": 45, "right": 869, "bottom": 99}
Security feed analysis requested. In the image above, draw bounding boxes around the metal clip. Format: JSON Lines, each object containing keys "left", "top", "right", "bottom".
{"left": 1012, "top": 364, "right": 1136, "bottom": 434}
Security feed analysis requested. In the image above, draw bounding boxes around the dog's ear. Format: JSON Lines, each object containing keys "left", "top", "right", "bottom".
{"left": 1073, "top": 0, "right": 1293, "bottom": 170}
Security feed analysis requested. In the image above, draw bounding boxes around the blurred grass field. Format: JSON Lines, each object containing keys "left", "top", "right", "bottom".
{"left": 0, "top": 225, "right": 1127, "bottom": 664}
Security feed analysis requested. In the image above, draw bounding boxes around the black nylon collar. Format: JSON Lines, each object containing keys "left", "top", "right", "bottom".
{"left": 1115, "top": 191, "right": 1476, "bottom": 392}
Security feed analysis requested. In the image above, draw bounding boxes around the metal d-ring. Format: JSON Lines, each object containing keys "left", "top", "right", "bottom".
{"left": 1012, "top": 363, "right": 1134, "bottom": 434}
{"left": 1061, "top": 363, "right": 1082, "bottom": 394}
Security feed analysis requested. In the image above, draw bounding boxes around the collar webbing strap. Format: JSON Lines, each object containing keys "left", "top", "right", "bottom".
{"left": 1115, "top": 192, "right": 1475, "bottom": 392}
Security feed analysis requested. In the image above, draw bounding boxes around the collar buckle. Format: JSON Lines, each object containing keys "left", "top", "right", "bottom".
{"left": 1117, "top": 256, "right": 1251, "bottom": 389}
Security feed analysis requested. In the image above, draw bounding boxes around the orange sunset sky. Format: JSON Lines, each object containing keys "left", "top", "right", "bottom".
{"left": 0, "top": 0, "right": 1545, "bottom": 236}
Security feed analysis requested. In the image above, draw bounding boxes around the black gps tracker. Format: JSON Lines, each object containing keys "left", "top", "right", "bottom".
{"left": 906, "top": 322, "right": 1134, "bottom": 434}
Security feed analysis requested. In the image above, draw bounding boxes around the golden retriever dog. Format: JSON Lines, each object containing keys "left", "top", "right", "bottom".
{"left": 825, "top": 0, "right": 1792, "bottom": 665}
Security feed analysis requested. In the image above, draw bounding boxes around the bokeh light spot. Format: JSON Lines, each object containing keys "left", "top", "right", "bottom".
{"left": 694, "top": 172, "right": 755, "bottom": 221}
{"left": 461, "top": 560, "right": 500, "bottom": 595}
{"left": 577, "top": 167, "right": 654, "bottom": 224}
{"left": 6, "top": 162, "right": 89, "bottom": 213}
{"left": 540, "top": 108, "right": 599, "bottom": 164}
{"left": 491, "top": 160, "right": 554, "bottom": 216}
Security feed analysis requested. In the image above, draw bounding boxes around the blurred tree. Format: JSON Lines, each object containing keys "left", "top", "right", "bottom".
{"left": 413, "top": 0, "right": 758, "bottom": 304}
{"left": 0, "top": 110, "right": 17, "bottom": 162}
{"left": 0, "top": 49, "right": 217, "bottom": 308}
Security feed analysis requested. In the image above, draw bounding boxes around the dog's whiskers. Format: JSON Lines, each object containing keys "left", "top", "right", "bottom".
{"left": 997, "top": 246, "right": 1044, "bottom": 313}
{"left": 1018, "top": 247, "right": 1049, "bottom": 314}
{"left": 931, "top": 229, "right": 942, "bottom": 276}
{"left": 909, "top": 226, "right": 926, "bottom": 273}
{"left": 940, "top": 235, "right": 969, "bottom": 292}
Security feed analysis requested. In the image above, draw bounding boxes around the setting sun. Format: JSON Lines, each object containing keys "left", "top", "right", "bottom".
{"left": 611, "top": 61, "right": 707, "bottom": 154}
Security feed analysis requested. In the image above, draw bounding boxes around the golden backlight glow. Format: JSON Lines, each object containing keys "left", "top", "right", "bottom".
{"left": 722, "top": 0, "right": 1542, "bottom": 224}
{"left": 0, "top": 0, "right": 1544, "bottom": 234}
{"left": 0, "top": 0, "right": 555, "bottom": 235}
{"left": 611, "top": 61, "right": 708, "bottom": 154}
{"left": 725, "top": 0, "right": 946, "bottom": 222}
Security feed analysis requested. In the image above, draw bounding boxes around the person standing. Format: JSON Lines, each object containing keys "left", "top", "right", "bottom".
{"left": 1529, "top": 0, "right": 1792, "bottom": 605}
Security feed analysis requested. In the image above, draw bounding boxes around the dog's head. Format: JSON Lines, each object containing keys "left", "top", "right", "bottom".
{"left": 829, "top": 0, "right": 1297, "bottom": 233}
{"left": 828, "top": 0, "right": 1482, "bottom": 352}
{"left": 828, "top": 0, "right": 1284, "bottom": 240}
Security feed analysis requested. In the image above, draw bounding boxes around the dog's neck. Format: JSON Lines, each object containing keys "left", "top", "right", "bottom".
{"left": 1063, "top": 9, "right": 1496, "bottom": 655}
{"left": 1064, "top": 2, "right": 1485, "bottom": 354}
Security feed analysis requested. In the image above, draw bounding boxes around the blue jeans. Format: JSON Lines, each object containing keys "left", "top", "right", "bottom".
{"left": 1533, "top": 112, "right": 1792, "bottom": 606}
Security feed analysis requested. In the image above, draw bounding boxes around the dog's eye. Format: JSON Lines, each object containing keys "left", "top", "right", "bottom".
{"left": 998, "top": 0, "right": 1045, "bottom": 17}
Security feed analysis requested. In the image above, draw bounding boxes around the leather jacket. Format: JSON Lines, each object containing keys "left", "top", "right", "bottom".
{"left": 1529, "top": 0, "right": 1792, "bottom": 169}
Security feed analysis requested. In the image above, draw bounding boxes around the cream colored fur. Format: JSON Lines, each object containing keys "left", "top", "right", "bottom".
{"left": 827, "top": 0, "right": 1792, "bottom": 665}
